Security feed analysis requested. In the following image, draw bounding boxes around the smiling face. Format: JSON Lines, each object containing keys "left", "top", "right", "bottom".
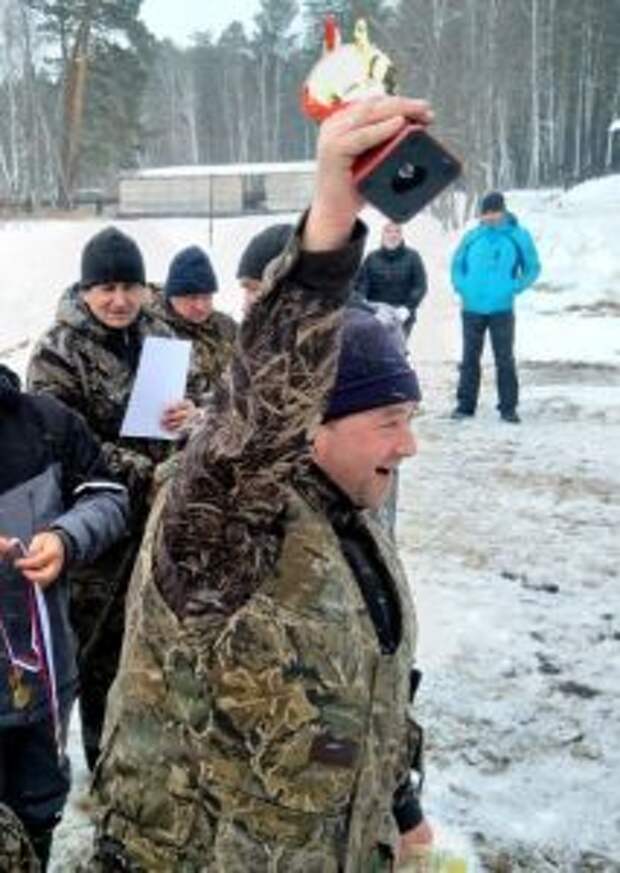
{"left": 313, "top": 401, "right": 417, "bottom": 510}
{"left": 82, "top": 282, "right": 145, "bottom": 329}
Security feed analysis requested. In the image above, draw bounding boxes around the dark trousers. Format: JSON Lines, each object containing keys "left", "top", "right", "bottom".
{"left": 0, "top": 710, "right": 71, "bottom": 869}
{"left": 456, "top": 311, "right": 518, "bottom": 415}
{"left": 71, "top": 536, "right": 139, "bottom": 771}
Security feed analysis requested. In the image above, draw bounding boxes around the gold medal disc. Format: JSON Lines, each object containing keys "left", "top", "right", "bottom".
{"left": 9, "top": 667, "right": 32, "bottom": 710}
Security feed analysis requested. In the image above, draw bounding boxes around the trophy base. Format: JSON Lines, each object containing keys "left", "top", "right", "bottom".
{"left": 353, "top": 124, "right": 462, "bottom": 223}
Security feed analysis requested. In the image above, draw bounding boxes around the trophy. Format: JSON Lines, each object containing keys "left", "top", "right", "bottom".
{"left": 301, "top": 16, "right": 462, "bottom": 223}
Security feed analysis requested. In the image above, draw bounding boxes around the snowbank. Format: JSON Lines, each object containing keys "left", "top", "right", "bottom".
{"left": 557, "top": 173, "right": 620, "bottom": 209}
{"left": 508, "top": 176, "right": 620, "bottom": 347}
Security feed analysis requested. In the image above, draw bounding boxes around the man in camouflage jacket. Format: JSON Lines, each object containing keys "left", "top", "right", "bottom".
{"left": 91, "top": 96, "right": 435, "bottom": 872}
{"left": 148, "top": 245, "right": 237, "bottom": 401}
{"left": 27, "top": 228, "right": 199, "bottom": 770}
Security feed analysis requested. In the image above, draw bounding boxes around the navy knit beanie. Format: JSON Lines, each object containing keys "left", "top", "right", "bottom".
{"left": 324, "top": 309, "right": 421, "bottom": 422}
{"left": 165, "top": 246, "right": 218, "bottom": 299}
{"left": 81, "top": 227, "right": 145, "bottom": 288}
{"left": 480, "top": 191, "right": 506, "bottom": 214}
{"left": 236, "top": 224, "right": 294, "bottom": 281}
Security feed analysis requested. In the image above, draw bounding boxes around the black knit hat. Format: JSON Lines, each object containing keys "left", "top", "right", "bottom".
{"left": 165, "top": 246, "right": 218, "bottom": 299}
{"left": 236, "top": 224, "right": 294, "bottom": 281}
{"left": 0, "top": 364, "right": 21, "bottom": 411}
{"left": 324, "top": 309, "right": 421, "bottom": 422}
{"left": 80, "top": 227, "right": 145, "bottom": 289}
{"left": 480, "top": 191, "right": 506, "bottom": 214}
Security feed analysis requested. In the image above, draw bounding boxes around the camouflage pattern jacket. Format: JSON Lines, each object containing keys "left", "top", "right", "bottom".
{"left": 27, "top": 286, "right": 200, "bottom": 520}
{"left": 25, "top": 288, "right": 201, "bottom": 686}
{"left": 92, "top": 220, "right": 423, "bottom": 873}
{"left": 0, "top": 803, "right": 39, "bottom": 872}
{"left": 147, "top": 286, "right": 237, "bottom": 400}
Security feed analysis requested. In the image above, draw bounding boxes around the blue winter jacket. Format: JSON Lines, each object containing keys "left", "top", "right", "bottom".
{"left": 451, "top": 215, "right": 541, "bottom": 314}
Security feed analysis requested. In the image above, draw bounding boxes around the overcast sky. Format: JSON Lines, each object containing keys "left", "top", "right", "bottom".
{"left": 140, "top": 0, "right": 263, "bottom": 45}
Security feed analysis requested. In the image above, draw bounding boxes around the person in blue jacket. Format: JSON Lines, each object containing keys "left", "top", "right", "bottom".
{"left": 450, "top": 191, "right": 540, "bottom": 423}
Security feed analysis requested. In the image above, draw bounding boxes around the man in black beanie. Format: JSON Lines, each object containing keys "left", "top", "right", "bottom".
{"left": 80, "top": 227, "right": 146, "bottom": 291}
{"left": 26, "top": 226, "right": 200, "bottom": 771}
{"left": 148, "top": 245, "right": 237, "bottom": 402}
{"left": 236, "top": 223, "right": 294, "bottom": 315}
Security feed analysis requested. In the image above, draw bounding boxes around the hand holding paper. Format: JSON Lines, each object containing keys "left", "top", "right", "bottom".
{"left": 161, "top": 398, "right": 197, "bottom": 434}
{"left": 121, "top": 337, "right": 192, "bottom": 441}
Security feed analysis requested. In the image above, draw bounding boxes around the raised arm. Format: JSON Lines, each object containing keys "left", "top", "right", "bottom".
{"left": 155, "top": 97, "right": 433, "bottom": 622}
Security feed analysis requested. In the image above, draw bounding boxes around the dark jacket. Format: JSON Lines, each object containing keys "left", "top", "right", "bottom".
{"left": 355, "top": 243, "right": 427, "bottom": 330}
{"left": 0, "top": 381, "right": 128, "bottom": 726}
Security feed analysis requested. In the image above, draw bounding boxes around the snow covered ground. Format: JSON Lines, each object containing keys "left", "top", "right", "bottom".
{"left": 1, "top": 176, "right": 619, "bottom": 871}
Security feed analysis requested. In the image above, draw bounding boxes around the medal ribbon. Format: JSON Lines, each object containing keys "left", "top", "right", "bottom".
{"left": 33, "top": 584, "right": 63, "bottom": 759}
{"left": 0, "top": 578, "right": 41, "bottom": 673}
{"left": 1, "top": 539, "right": 62, "bottom": 759}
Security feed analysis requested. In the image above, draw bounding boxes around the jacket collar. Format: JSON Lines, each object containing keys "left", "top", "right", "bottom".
{"left": 293, "top": 459, "right": 359, "bottom": 529}
{"left": 381, "top": 243, "right": 406, "bottom": 260}
{"left": 56, "top": 282, "right": 156, "bottom": 343}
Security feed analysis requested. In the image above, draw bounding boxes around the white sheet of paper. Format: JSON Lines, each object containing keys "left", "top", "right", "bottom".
{"left": 121, "top": 336, "right": 191, "bottom": 440}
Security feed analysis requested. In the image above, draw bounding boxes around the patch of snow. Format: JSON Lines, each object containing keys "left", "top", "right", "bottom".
{"left": 509, "top": 176, "right": 620, "bottom": 317}
{"left": 556, "top": 173, "right": 620, "bottom": 210}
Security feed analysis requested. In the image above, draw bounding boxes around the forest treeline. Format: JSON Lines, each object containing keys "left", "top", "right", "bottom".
{"left": 1, "top": 0, "right": 619, "bottom": 217}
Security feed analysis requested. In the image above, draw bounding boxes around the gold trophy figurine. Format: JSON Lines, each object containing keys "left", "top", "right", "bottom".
{"left": 302, "top": 17, "right": 461, "bottom": 223}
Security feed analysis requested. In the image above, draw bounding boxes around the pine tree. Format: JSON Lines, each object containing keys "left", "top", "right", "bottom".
{"left": 23, "top": 0, "right": 150, "bottom": 203}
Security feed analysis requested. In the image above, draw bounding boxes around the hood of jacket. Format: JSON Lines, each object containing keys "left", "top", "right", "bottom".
{"left": 55, "top": 282, "right": 168, "bottom": 347}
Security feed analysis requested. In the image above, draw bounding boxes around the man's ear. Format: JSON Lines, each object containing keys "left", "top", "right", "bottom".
{"left": 312, "top": 419, "right": 340, "bottom": 465}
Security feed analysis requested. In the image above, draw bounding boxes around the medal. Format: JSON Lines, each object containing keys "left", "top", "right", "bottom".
{"left": 1, "top": 562, "right": 62, "bottom": 757}
{"left": 1, "top": 562, "right": 41, "bottom": 712}
{"left": 9, "top": 666, "right": 32, "bottom": 710}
